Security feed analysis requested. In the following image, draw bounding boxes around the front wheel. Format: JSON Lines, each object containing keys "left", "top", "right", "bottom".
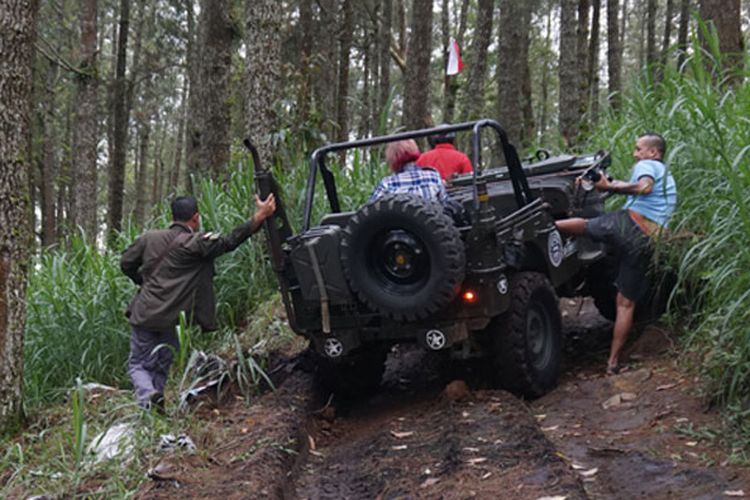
{"left": 488, "top": 272, "right": 562, "bottom": 398}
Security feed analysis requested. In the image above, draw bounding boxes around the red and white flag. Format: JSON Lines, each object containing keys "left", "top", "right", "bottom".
{"left": 446, "top": 37, "right": 464, "bottom": 76}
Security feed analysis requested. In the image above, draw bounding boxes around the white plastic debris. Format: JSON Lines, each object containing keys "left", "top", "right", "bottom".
{"left": 88, "top": 422, "right": 135, "bottom": 463}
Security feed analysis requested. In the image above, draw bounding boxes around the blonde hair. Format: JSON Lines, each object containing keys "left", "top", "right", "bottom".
{"left": 385, "top": 139, "right": 421, "bottom": 172}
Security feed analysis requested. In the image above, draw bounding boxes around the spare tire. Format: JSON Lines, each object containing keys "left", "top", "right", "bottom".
{"left": 341, "top": 193, "right": 465, "bottom": 321}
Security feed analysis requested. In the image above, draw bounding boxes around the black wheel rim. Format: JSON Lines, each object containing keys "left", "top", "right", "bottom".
{"left": 527, "top": 301, "right": 553, "bottom": 370}
{"left": 365, "top": 228, "right": 430, "bottom": 295}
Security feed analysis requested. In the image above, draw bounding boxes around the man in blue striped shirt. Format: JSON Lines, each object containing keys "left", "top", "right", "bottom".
{"left": 370, "top": 139, "right": 447, "bottom": 203}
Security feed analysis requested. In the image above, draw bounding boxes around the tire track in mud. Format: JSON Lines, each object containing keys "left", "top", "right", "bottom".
{"left": 285, "top": 349, "right": 586, "bottom": 499}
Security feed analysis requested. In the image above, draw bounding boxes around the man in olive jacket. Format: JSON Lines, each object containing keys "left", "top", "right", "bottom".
{"left": 121, "top": 194, "right": 276, "bottom": 410}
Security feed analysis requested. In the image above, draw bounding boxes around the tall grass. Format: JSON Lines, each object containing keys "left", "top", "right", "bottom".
{"left": 23, "top": 137, "right": 386, "bottom": 409}
{"left": 586, "top": 33, "right": 750, "bottom": 416}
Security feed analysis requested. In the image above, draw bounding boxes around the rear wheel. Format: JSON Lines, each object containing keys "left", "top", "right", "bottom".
{"left": 488, "top": 272, "right": 562, "bottom": 398}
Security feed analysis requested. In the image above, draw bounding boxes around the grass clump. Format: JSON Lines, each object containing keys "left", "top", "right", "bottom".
{"left": 586, "top": 32, "right": 750, "bottom": 429}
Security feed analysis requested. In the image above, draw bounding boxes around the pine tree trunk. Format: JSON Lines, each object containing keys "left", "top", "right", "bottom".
{"left": 588, "top": 0, "right": 601, "bottom": 123}
{"left": 661, "top": 0, "right": 674, "bottom": 62}
{"left": 607, "top": 0, "right": 622, "bottom": 108}
{"left": 378, "top": 0, "right": 392, "bottom": 125}
{"left": 403, "top": 0, "right": 433, "bottom": 130}
{"left": 170, "top": 83, "right": 187, "bottom": 192}
{"left": 107, "top": 0, "right": 130, "bottom": 241}
{"left": 245, "top": 0, "right": 283, "bottom": 166}
{"left": 316, "top": 0, "right": 338, "bottom": 138}
{"left": 646, "top": 0, "right": 657, "bottom": 72}
{"left": 73, "top": 0, "right": 99, "bottom": 241}
{"left": 677, "top": 0, "right": 690, "bottom": 68}
{"left": 577, "top": 0, "right": 590, "bottom": 127}
{"left": 699, "top": 0, "right": 744, "bottom": 82}
{"left": 298, "top": 0, "right": 313, "bottom": 126}
{"left": 336, "top": 0, "right": 353, "bottom": 145}
{"left": 498, "top": 0, "right": 531, "bottom": 146}
{"left": 461, "top": 0, "right": 493, "bottom": 122}
{"left": 559, "top": 0, "right": 580, "bottom": 146}
{"left": 184, "top": 0, "right": 200, "bottom": 192}
{"left": 41, "top": 60, "right": 58, "bottom": 247}
{"left": 197, "top": 0, "right": 235, "bottom": 177}
{"left": 538, "top": 6, "right": 553, "bottom": 140}
{"left": 134, "top": 121, "right": 149, "bottom": 227}
{"left": 0, "top": 0, "right": 37, "bottom": 433}
{"left": 519, "top": 3, "right": 534, "bottom": 147}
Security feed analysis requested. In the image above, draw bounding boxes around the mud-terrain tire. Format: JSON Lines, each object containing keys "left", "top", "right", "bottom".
{"left": 341, "top": 193, "right": 465, "bottom": 321}
{"left": 314, "top": 346, "right": 388, "bottom": 398}
{"left": 489, "top": 272, "right": 562, "bottom": 398}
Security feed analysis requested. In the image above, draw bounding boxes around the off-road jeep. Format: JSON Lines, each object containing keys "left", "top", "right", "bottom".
{"left": 250, "top": 120, "right": 615, "bottom": 398}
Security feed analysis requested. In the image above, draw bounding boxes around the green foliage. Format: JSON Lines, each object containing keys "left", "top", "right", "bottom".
{"left": 586, "top": 32, "right": 750, "bottom": 424}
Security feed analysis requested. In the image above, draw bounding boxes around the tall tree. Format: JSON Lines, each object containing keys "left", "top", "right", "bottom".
{"left": 606, "top": 0, "right": 622, "bottom": 108}
{"left": 336, "top": 0, "right": 354, "bottom": 145}
{"left": 661, "top": 0, "right": 674, "bottom": 63}
{"left": 403, "top": 0, "right": 433, "bottom": 130}
{"left": 498, "top": 0, "right": 533, "bottom": 146}
{"left": 461, "top": 0, "right": 494, "bottom": 122}
{"left": 0, "top": 0, "right": 38, "bottom": 433}
{"left": 646, "top": 0, "right": 657, "bottom": 67}
{"left": 197, "top": 0, "right": 236, "bottom": 176}
{"left": 377, "top": 0, "right": 393, "bottom": 121}
{"left": 107, "top": 0, "right": 130, "bottom": 240}
{"left": 245, "top": 0, "right": 283, "bottom": 165}
{"left": 588, "top": 0, "right": 601, "bottom": 122}
{"left": 699, "top": 0, "right": 744, "bottom": 81}
{"left": 298, "top": 0, "right": 313, "bottom": 126}
{"left": 576, "top": 0, "right": 590, "bottom": 124}
{"left": 559, "top": 0, "right": 580, "bottom": 145}
{"left": 40, "top": 60, "right": 59, "bottom": 247}
{"left": 72, "top": 0, "right": 99, "bottom": 240}
{"left": 677, "top": 0, "right": 691, "bottom": 68}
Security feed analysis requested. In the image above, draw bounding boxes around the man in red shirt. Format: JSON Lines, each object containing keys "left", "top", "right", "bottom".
{"left": 417, "top": 128, "right": 473, "bottom": 180}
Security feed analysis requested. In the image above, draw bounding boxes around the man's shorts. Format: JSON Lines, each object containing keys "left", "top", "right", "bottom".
{"left": 584, "top": 210, "right": 651, "bottom": 302}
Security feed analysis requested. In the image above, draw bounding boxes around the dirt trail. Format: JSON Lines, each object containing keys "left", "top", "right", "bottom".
{"left": 138, "top": 299, "right": 750, "bottom": 499}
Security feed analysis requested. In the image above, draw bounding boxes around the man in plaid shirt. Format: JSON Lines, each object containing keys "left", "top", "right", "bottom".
{"left": 370, "top": 139, "right": 447, "bottom": 203}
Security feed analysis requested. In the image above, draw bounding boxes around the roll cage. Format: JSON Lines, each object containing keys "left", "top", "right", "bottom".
{"left": 301, "top": 119, "right": 535, "bottom": 232}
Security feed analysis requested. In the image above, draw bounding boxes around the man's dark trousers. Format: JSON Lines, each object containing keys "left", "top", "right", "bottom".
{"left": 128, "top": 327, "right": 179, "bottom": 407}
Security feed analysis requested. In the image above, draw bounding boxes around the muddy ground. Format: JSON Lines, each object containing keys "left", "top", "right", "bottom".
{"left": 139, "top": 299, "right": 750, "bottom": 499}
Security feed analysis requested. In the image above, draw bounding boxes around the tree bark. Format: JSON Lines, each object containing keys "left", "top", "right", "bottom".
{"left": 661, "top": 0, "right": 674, "bottom": 63}
{"left": 403, "top": 0, "right": 433, "bottom": 130}
{"left": 677, "top": 0, "right": 690, "bottom": 68}
{"left": 559, "top": 0, "right": 580, "bottom": 146}
{"left": 588, "top": 0, "right": 601, "bottom": 123}
{"left": 699, "top": 0, "right": 744, "bottom": 81}
{"left": 577, "top": 0, "right": 590, "bottom": 126}
{"left": 461, "top": 0, "right": 493, "bottom": 122}
{"left": 646, "top": 0, "right": 657, "bottom": 72}
{"left": 298, "top": 0, "right": 313, "bottom": 126}
{"left": 197, "top": 0, "right": 236, "bottom": 177}
{"left": 170, "top": 83, "right": 187, "bottom": 192}
{"left": 0, "top": 0, "right": 38, "bottom": 433}
{"left": 41, "top": 60, "right": 58, "bottom": 247}
{"left": 107, "top": 0, "right": 130, "bottom": 241}
{"left": 72, "top": 0, "right": 99, "bottom": 241}
{"left": 378, "top": 0, "right": 392, "bottom": 125}
{"left": 498, "top": 0, "right": 532, "bottom": 146}
{"left": 245, "top": 0, "right": 283, "bottom": 165}
{"left": 607, "top": 0, "right": 622, "bottom": 108}
{"left": 134, "top": 120, "right": 149, "bottom": 227}
{"left": 336, "top": 0, "right": 353, "bottom": 145}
